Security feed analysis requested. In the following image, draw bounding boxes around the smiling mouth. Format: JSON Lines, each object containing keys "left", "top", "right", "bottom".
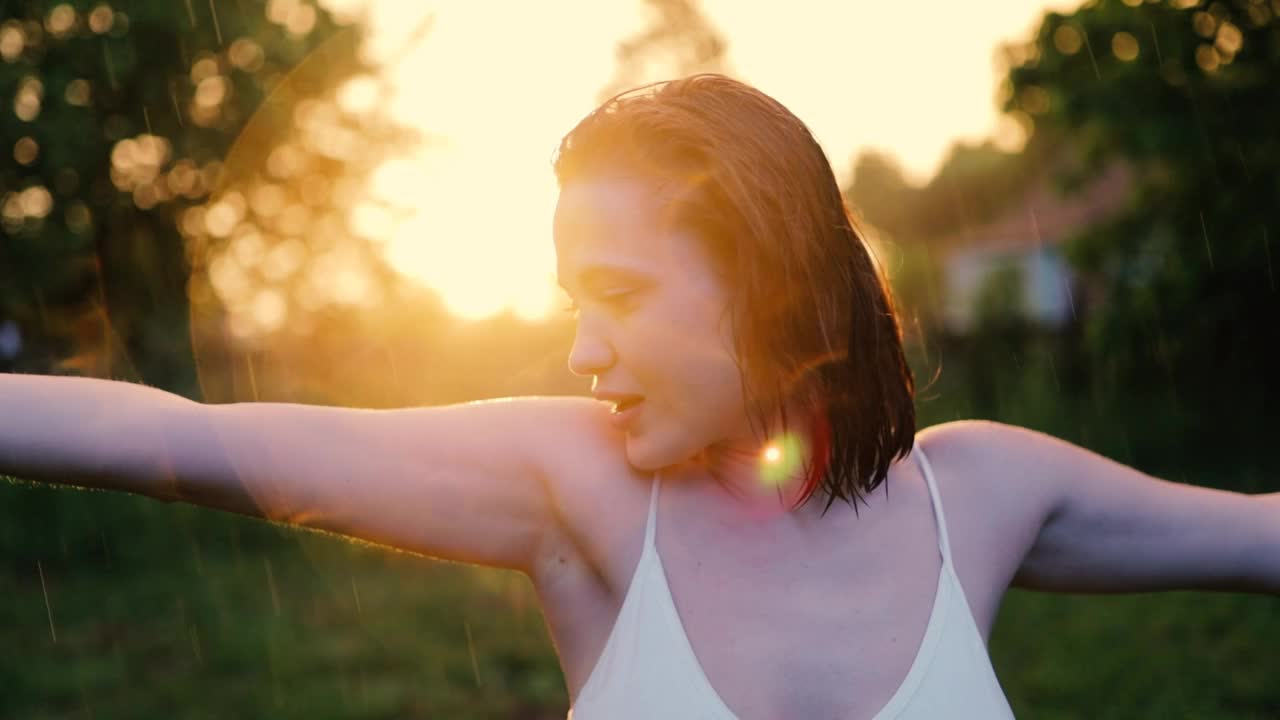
{"left": 612, "top": 397, "right": 644, "bottom": 414}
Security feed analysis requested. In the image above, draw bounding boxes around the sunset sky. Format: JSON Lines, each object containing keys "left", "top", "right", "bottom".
{"left": 319, "top": 0, "right": 1079, "bottom": 320}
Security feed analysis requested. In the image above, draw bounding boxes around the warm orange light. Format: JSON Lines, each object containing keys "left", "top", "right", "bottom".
{"left": 332, "top": 0, "right": 1080, "bottom": 320}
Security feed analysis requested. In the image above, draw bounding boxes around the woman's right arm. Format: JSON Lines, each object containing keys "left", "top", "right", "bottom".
{"left": 2, "top": 373, "right": 596, "bottom": 574}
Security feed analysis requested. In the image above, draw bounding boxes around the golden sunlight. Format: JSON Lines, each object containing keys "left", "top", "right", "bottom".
{"left": 326, "top": 0, "right": 1079, "bottom": 321}
{"left": 341, "top": 1, "right": 640, "bottom": 321}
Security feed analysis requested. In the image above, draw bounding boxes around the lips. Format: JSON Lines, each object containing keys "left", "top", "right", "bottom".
{"left": 606, "top": 397, "right": 644, "bottom": 431}
{"left": 612, "top": 397, "right": 643, "bottom": 414}
{"left": 593, "top": 390, "right": 645, "bottom": 430}
{"left": 593, "top": 390, "right": 645, "bottom": 412}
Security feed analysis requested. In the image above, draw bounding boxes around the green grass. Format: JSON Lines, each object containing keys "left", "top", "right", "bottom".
{"left": 1, "top": 488, "right": 565, "bottom": 720}
{"left": 993, "top": 589, "right": 1280, "bottom": 719}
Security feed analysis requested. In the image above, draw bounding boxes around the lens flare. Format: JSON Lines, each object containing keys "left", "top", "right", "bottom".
{"left": 758, "top": 432, "right": 807, "bottom": 488}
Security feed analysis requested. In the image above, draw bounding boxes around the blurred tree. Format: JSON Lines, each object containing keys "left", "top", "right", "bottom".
{"left": 848, "top": 138, "right": 1048, "bottom": 256}
{"left": 1005, "top": 0, "right": 1280, "bottom": 451}
{"left": 846, "top": 138, "right": 1051, "bottom": 350}
{"left": 597, "top": 0, "right": 729, "bottom": 101}
{"left": 0, "top": 0, "right": 410, "bottom": 398}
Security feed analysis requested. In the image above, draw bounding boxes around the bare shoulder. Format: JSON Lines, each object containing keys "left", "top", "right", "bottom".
{"left": 520, "top": 396, "right": 648, "bottom": 583}
{"left": 508, "top": 394, "right": 636, "bottom": 500}
{"left": 915, "top": 421, "right": 1062, "bottom": 604}
{"left": 917, "top": 419, "right": 1062, "bottom": 513}
{"left": 483, "top": 394, "right": 621, "bottom": 468}
{"left": 521, "top": 395, "right": 633, "bottom": 481}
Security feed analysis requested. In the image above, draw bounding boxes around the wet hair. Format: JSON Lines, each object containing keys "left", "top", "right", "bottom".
{"left": 552, "top": 73, "right": 915, "bottom": 515}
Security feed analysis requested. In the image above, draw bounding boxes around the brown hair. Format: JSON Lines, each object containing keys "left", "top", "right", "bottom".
{"left": 552, "top": 73, "right": 915, "bottom": 514}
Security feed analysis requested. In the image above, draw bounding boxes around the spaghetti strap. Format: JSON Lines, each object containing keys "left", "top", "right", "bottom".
{"left": 913, "top": 444, "right": 954, "bottom": 568}
{"left": 643, "top": 471, "right": 661, "bottom": 550}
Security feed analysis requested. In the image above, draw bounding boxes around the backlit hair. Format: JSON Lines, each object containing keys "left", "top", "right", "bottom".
{"left": 553, "top": 73, "right": 915, "bottom": 514}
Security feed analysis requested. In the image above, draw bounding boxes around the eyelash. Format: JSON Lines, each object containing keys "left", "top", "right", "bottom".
{"left": 562, "top": 291, "right": 634, "bottom": 315}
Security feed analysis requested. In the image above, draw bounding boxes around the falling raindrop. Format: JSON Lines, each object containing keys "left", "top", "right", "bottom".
{"left": 207, "top": 0, "right": 222, "bottom": 45}
{"left": 264, "top": 556, "right": 280, "bottom": 615}
{"left": 102, "top": 41, "right": 117, "bottom": 90}
{"left": 1148, "top": 21, "right": 1163, "bottom": 64}
{"left": 189, "top": 622, "right": 203, "bottom": 664}
{"left": 168, "top": 80, "right": 184, "bottom": 127}
{"left": 246, "top": 353, "right": 259, "bottom": 401}
{"left": 191, "top": 538, "right": 205, "bottom": 576}
{"left": 464, "top": 619, "right": 483, "bottom": 687}
{"left": 1081, "top": 27, "right": 1101, "bottom": 80}
{"left": 1199, "top": 211, "right": 1214, "bottom": 269}
{"left": 37, "top": 559, "right": 56, "bottom": 643}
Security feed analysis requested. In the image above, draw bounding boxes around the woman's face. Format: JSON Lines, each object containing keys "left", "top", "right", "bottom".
{"left": 554, "top": 175, "right": 754, "bottom": 471}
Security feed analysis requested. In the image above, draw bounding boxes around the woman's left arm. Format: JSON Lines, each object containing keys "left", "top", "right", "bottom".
{"left": 935, "top": 421, "right": 1280, "bottom": 595}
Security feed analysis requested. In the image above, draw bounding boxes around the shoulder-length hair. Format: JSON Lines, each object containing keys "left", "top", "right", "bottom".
{"left": 552, "top": 73, "right": 915, "bottom": 514}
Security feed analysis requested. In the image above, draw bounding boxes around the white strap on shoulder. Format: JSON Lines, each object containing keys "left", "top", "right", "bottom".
{"left": 914, "top": 444, "right": 954, "bottom": 566}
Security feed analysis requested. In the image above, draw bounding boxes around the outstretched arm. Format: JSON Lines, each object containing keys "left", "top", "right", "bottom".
{"left": 924, "top": 420, "right": 1280, "bottom": 595}
{"left": 2, "top": 373, "right": 589, "bottom": 574}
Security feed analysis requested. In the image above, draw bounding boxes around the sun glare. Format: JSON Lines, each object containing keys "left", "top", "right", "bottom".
{"left": 381, "top": 144, "right": 561, "bottom": 320}
{"left": 343, "top": 0, "right": 640, "bottom": 321}
{"left": 325, "top": 0, "right": 1078, "bottom": 321}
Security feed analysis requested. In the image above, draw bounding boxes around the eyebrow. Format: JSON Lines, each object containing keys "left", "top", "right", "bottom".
{"left": 556, "top": 264, "right": 651, "bottom": 293}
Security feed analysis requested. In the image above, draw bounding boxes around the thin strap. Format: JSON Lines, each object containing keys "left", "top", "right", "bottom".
{"left": 914, "top": 444, "right": 954, "bottom": 567}
{"left": 643, "top": 470, "right": 661, "bottom": 550}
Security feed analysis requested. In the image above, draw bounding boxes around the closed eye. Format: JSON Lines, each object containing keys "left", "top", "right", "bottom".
{"left": 562, "top": 290, "right": 637, "bottom": 317}
{"left": 601, "top": 289, "right": 640, "bottom": 312}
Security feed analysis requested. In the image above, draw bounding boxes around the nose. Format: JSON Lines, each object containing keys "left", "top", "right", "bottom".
{"left": 567, "top": 322, "right": 615, "bottom": 377}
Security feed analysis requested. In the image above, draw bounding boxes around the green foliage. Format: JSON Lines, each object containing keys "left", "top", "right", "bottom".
{"left": 973, "top": 260, "right": 1027, "bottom": 332}
{"left": 1006, "top": 0, "right": 1280, "bottom": 450}
{"left": 0, "top": 1, "right": 385, "bottom": 393}
{"left": 848, "top": 141, "right": 1043, "bottom": 251}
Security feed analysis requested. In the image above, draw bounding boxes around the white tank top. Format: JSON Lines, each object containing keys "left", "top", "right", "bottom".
{"left": 568, "top": 444, "right": 1016, "bottom": 719}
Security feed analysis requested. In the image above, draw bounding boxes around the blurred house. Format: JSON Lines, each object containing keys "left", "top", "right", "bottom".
{"left": 939, "top": 163, "right": 1130, "bottom": 334}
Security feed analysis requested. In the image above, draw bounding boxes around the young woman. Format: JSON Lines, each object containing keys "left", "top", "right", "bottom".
{"left": 4, "top": 74, "right": 1277, "bottom": 719}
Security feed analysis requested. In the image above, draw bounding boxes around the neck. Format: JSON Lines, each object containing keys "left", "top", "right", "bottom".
{"left": 692, "top": 398, "right": 831, "bottom": 521}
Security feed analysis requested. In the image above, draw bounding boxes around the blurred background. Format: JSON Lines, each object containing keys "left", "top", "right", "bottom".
{"left": 2, "top": 0, "right": 1278, "bottom": 717}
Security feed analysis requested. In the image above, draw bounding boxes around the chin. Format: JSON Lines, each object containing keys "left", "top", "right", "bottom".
{"left": 623, "top": 429, "right": 701, "bottom": 474}
{"left": 622, "top": 433, "right": 663, "bottom": 471}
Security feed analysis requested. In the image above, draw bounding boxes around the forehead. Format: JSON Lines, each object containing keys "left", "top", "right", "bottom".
{"left": 553, "top": 176, "right": 688, "bottom": 279}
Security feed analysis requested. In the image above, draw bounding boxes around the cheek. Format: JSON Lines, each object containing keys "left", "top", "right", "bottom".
{"left": 651, "top": 307, "right": 745, "bottom": 413}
